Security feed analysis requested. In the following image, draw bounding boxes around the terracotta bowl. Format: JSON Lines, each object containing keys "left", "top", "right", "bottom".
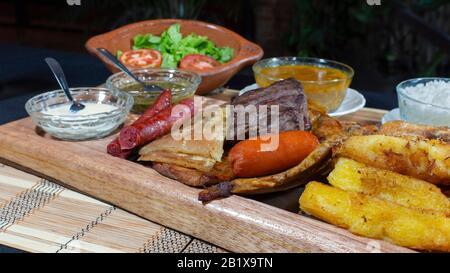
{"left": 86, "top": 19, "right": 264, "bottom": 95}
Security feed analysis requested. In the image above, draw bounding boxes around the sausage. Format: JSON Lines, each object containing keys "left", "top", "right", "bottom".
{"left": 107, "top": 139, "right": 132, "bottom": 158}
{"left": 229, "top": 131, "right": 320, "bottom": 178}
{"left": 134, "top": 90, "right": 172, "bottom": 124}
{"left": 107, "top": 90, "right": 172, "bottom": 157}
{"left": 119, "top": 98, "right": 195, "bottom": 150}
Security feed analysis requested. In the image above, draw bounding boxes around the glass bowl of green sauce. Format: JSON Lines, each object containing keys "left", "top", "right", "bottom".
{"left": 106, "top": 68, "right": 201, "bottom": 113}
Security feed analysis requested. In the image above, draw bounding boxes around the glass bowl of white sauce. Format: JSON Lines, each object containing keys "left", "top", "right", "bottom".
{"left": 25, "top": 87, "right": 134, "bottom": 140}
{"left": 397, "top": 78, "right": 450, "bottom": 127}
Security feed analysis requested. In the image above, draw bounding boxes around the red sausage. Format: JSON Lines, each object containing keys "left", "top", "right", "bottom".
{"left": 134, "top": 90, "right": 172, "bottom": 124}
{"left": 107, "top": 138, "right": 123, "bottom": 155}
{"left": 107, "top": 139, "right": 131, "bottom": 158}
{"left": 119, "top": 98, "right": 195, "bottom": 150}
{"left": 107, "top": 90, "right": 172, "bottom": 157}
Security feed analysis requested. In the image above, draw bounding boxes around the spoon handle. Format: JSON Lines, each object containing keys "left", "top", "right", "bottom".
{"left": 97, "top": 48, "right": 143, "bottom": 84}
{"left": 45, "top": 57, "right": 74, "bottom": 102}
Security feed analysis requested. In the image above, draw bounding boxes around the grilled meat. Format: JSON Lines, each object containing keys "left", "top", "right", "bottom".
{"left": 227, "top": 78, "right": 310, "bottom": 141}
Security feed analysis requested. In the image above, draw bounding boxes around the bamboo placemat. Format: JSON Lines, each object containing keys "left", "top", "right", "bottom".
{"left": 0, "top": 163, "right": 226, "bottom": 253}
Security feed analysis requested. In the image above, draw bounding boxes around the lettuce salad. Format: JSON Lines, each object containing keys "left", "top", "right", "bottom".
{"left": 119, "top": 24, "right": 234, "bottom": 69}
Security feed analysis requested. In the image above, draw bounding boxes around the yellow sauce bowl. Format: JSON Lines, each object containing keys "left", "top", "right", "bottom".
{"left": 253, "top": 57, "right": 354, "bottom": 112}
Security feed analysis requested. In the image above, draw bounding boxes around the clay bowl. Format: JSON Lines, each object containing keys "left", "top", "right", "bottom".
{"left": 86, "top": 19, "right": 264, "bottom": 95}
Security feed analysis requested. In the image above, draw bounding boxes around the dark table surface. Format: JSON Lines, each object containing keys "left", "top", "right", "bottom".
{"left": 0, "top": 43, "right": 398, "bottom": 253}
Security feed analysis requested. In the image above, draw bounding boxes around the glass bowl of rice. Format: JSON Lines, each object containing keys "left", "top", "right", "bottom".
{"left": 397, "top": 78, "right": 450, "bottom": 127}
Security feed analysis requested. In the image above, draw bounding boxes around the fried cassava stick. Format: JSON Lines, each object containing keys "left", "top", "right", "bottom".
{"left": 300, "top": 182, "right": 450, "bottom": 252}
{"left": 334, "top": 135, "right": 450, "bottom": 185}
{"left": 328, "top": 158, "right": 450, "bottom": 215}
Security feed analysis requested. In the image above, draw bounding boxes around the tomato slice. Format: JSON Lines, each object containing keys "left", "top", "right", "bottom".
{"left": 119, "top": 49, "right": 162, "bottom": 69}
{"left": 179, "top": 54, "right": 220, "bottom": 72}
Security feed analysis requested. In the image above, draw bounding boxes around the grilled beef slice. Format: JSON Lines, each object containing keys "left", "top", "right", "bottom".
{"left": 228, "top": 78, "right": 310, "bottom": 141}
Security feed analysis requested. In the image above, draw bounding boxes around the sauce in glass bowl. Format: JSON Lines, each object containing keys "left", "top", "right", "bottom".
{"left": 106, "top": 69, "right": 201, "bottom": 114}
{"left": 121, "top": 81, "right": 189, "bottom": 113}
{"left": 253, "top": 57, "right": 354, "bottom": 112}
{"left": 26, "top": 88, "right": 133, "bottom": 141}
{"left": 256, "top": 65, "right": 348, "bottom": 84}
{"left": 42, "top": 102, "right": 118, "bottom": 116}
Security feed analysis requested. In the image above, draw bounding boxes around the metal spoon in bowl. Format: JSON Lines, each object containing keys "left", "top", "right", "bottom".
{"left": 96, "top": 48, "right": 164, "bottom": 92}
{"left": 45, "top": 57, "right": 85, "bottom": 113}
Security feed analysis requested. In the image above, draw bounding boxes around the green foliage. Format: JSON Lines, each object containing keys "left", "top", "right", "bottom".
{"left": 288, "top": 0, "right": 449, "bottom": 76}
{"left": 407, "top": 0, "right": 450, "bottom": 11}
{"left": 67, "top": 0, "right": 207, "bottom": 30}
{"left": 288, "top": 0, "right": 386, "bottom": 58}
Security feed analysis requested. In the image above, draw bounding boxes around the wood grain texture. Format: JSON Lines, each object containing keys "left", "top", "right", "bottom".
{"left": 0, "top": 93, "right": 411, "bottom": 253}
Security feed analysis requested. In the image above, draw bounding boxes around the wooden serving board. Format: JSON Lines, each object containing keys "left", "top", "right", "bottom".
{"left": 0, "top": 91, "right": 413, "bottom": 253}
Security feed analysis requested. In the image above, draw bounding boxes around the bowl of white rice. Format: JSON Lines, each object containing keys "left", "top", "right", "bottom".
{"left": 397, "top": 78, "right": 450, "bottom": 127}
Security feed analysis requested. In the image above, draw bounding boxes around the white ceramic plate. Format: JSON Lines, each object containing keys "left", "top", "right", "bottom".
{"left": 381, "top": 108, "right": 401, "bottom": 124}
{"left": 239, "top": 83, "right": 366, "bottom": 117}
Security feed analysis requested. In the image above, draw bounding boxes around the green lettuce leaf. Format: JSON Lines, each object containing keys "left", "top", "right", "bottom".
{"left": 130, "top": 23, "right": 235, "bottom": 67}
{"left": 161, "top": 53, "right": 178, "bottom": 69}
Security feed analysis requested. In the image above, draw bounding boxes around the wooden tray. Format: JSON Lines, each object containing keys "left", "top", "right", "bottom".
{"left": 0, "top": 91, "right": 412, "bottom": 253}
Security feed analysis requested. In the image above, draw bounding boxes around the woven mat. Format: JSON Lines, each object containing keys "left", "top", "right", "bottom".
{"left": 0, "top": 163, "right": 226, "bottom": 253}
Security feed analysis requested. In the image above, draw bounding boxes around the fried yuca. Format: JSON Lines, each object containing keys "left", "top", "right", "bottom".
{"left": 328, "top": 158, "right": 450, "bottom": 215}
{"left": 334, "top": 135, "right": 450, "bottom": 185}
{"left": 380, "top": 121, "right": 450, "bottom": 143}
{"left": 300, "top": 182, "right": 450, "bottom": 252}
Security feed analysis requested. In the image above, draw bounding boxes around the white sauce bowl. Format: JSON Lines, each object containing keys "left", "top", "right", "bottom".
{"left": 25, "top": 87, "right": 133, "bottom": 141}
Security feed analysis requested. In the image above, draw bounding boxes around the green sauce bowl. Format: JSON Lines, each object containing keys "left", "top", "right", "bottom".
{"left": 106, "top": 68, "right": 201, "bottom": 113}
